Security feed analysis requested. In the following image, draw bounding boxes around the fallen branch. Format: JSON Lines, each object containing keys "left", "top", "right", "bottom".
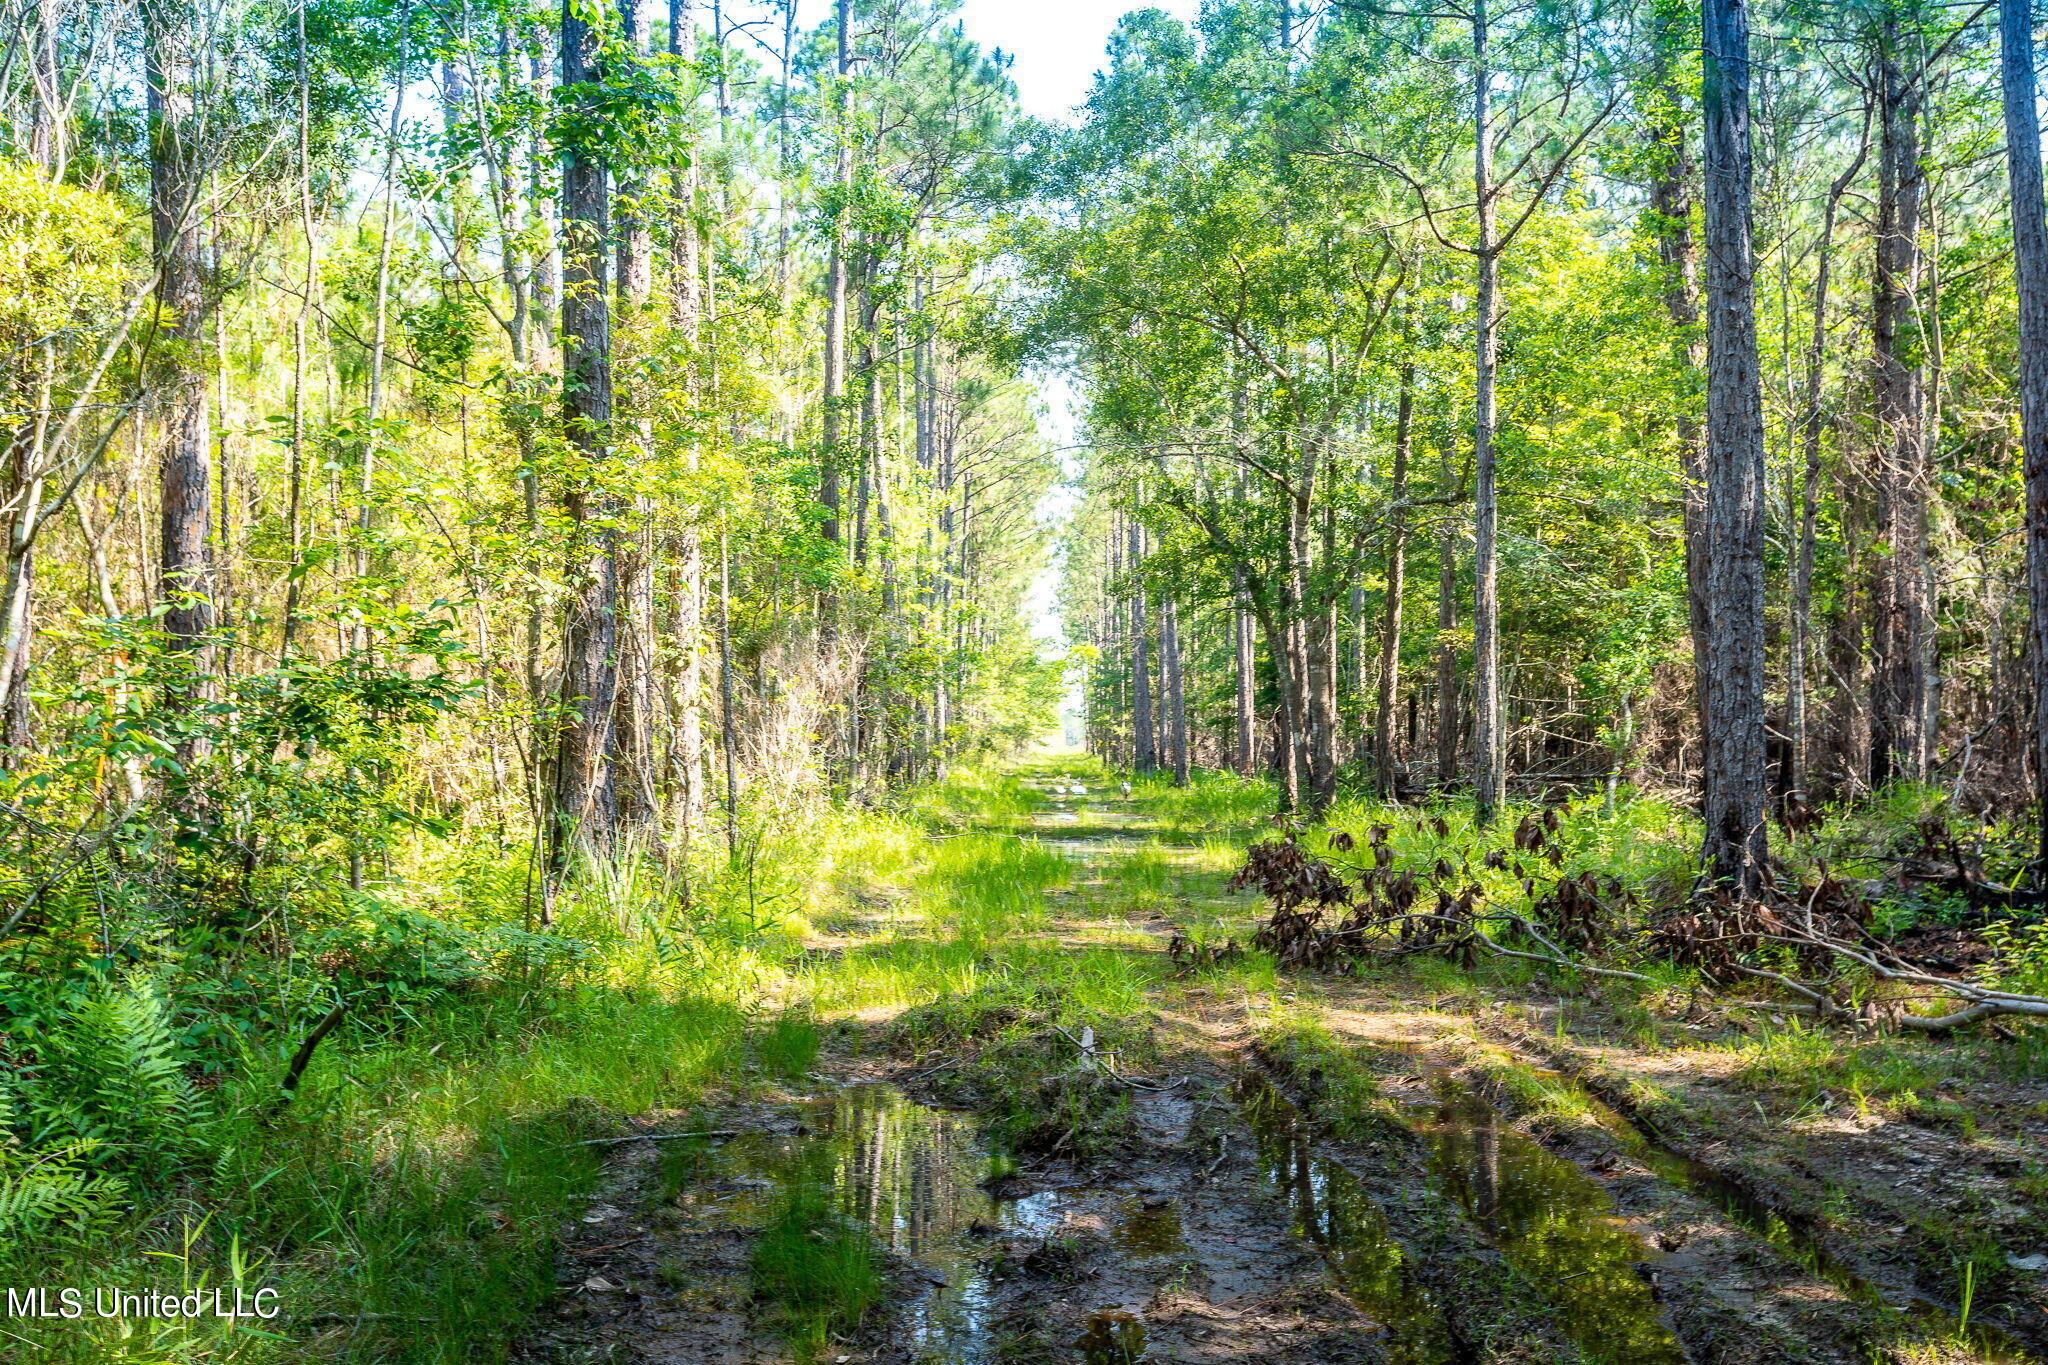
{"left": 1047, "top": 1023, "right": 1181, "bottom": 1091}
{"left": 264, "top": 1001, "right": 351, "bottom": 1121}
{"left": 1302, "top": 909, "right": 2048, "bottom": 1034}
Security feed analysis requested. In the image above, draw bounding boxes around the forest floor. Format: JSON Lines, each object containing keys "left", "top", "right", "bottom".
{"left": 510, "top": 762, "right": 2048, "bottom": 1365}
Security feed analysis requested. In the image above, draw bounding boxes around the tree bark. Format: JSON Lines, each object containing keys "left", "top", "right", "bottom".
{"left": 669, "top": 0, "right": 705, "bottom": 830}
{"left": 1792, "top": 123, "right": 1871, "bottom": 799}
{"left": 145, "top": 0, "right": 215, "bottom": 756}
{"left": 818, "top": 0, "right": 851, "bottom": 550}
{"left": 1647, "top": 14, "right": 1711, "bottom": 763}
{"left": 2000, "top": 0, "right": 2048, "bottom": 879}
{"left": 1700, "top": 0, "right": 1772, "bottom": 898}
{"left": 1470, "top": 0, "right": 1503, "bottom": 824}
{"left": 1234, "top": 588, "right": 1256, "bottom": 775}
{"left": 1129, "top": 517, "right": 1156, "bottom": 773}
{"left": 1869, "top": 11, "right": 1930, "bottom": 787}
{"left": 1436, "top": 449, "right": 1460, "bottom": 788}
{"left": 1374, "top": 364, "right": 1414, "bottom": 799}
{"left": 1162, "top": 594, "right": 1189, "bottom": 785}
{"left": 550, "top": 0, "right": 621, "bottom": 874}
{"left": 615, "top": 0, "right": 661, "bottom": 828}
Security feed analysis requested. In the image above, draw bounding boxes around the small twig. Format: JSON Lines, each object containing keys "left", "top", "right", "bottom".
{"left": 575, "top": 1236, "right": 652, "bottom": 1257}
{"left": 1046, "top": 1024, "right": 1180, "bottom": 1091}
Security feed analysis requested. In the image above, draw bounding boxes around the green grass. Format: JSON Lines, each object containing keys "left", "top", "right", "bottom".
{"left": 917, "top": 831, "right": 1071, "bottom": 940}
{"left": 756, "top": 1008, "right": 824, "bottom": 1079}
{"left": 2, "top": 985, "right": 754, "bottom": 1364}
{"left": 0, "top": 778, "right": 963, "bottom": 1365}
{"left": 903, "top": 765, "right": 1050, "bottom": 830}
{"left": 1721, "top": 1022, "right": 1955, "bottom": 1118}
{"left": 1254, "top": 1012, "right": 1408, "bottom": 1144}
{"left": 748, "top": 1180, "right": 885, "bottom": 1359}
{"left": 1130, "top": 769, "right": 1275, "bottom": 840}
{"left": 1450, "top": 1037, "right": 1598, "bottom": 1128}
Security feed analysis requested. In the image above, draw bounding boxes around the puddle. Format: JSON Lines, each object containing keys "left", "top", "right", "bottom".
{"left": 675, "top": 1085, "right": 1026, "bottom": 1360}
{"left": 1075, "top": 1308, "right": 1148, "bottom": 1362}
{"left": 1557, "top": 1068, "right": 2041, "bottom": 1363}
{"left": 1240, "top": 1071, "right": 1688, "bottom": 1365}
{"left": 1237, "top": 1076, "right": 1465, "bottom": 1365}
{"left": 674, "top": 1084, "right": 1199, "bottom": 1362}
{"left": 1398, "top": 1085, "right": 1688, "bottom": 1365}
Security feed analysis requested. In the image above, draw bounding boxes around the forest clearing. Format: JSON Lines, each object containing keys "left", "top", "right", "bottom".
{"left": 14, "top": 0, "right": 2048, "bottom": 1361}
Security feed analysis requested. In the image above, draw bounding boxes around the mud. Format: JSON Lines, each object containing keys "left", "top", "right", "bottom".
{"left": 1476, "top": 1015, "right": 2048, "bottom": 1361}
{"left": 512, "top": 775, "right": 2048, "bottom": 1365}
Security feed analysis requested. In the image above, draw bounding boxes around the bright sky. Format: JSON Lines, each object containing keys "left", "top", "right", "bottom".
{"left": 948, "top": 0, "right": 1200, "bottom": 122}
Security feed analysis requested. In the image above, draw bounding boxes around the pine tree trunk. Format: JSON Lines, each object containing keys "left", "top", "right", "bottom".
{"left": 1305, "top": 600, "right": 1339, "bottom": 814}
{"left": 1869, "top": 15, "right": 1930, "bottom": 787}
{"left": 145, "top": 0, "right": 214, "bottom": 760}
{"left": 2000, "top": 0, "right": 2048, "bottom": 878}
{"left": 1163, "top": 595, "right": 1189, "bottom": 785}
{"left": 1792, "top": 132, "right": 1869, "bottom": 799}
{"left": 818, "top": 0, "right": 851, "bottom": 549}
{"left": 669, "top": 0, "right": 705, "bottom": 829}
{"left": 1470, "top": 0, "right": 1503, "bottom": 823}
{"left": 551, "top": 0, "right": 620, "bottom": 874}
{"left": 1648, "top": 17, "right": 1711, "bottom": 770}
{"left": 1700, "top": 0, "right": 1772, "bottom": 897}
{"left": 1130, "top": 518, "right": 1156, "bottom": 774}
{"left": 1234, "top": 589, "right": 1256, "bottom": 775}
{"left": 1374, "top": 363, "right": 1413, "bottom": 799}
{"left": 1436, "top": 451, "right": 1460, "bottom": 788}
{"left": 613, "top": 0, "right": 662, "bottom": 829}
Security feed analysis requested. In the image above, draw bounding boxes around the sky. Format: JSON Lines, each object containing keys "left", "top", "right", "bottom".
{"left": 947, "top": 0, "right": 1200, "bottom": 122}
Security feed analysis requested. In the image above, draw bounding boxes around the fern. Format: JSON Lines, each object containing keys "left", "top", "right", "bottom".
{"left": 0, "top": 1141, "right": 125, "bottom": 1241}
{"left": 15, "top": 971, "right": 206, "bottom": 1170}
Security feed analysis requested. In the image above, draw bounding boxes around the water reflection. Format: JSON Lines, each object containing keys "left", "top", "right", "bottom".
{"left": 1076, "top": 1309, "right": 1148, "bottom": 1363}
{"left": 1403, "top": 1088, "right": 1686, "bottom": 1365}
{"left": 1238, "top": 1077, "right": 1462, "bottom": 1365}
{"left": 705, "top": 1085, "right": 1012, "bottom": 1361}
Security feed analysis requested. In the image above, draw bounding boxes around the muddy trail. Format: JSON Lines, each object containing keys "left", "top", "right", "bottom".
{"left": 512, "top": 774, "right": 2040, "bottom": 1365}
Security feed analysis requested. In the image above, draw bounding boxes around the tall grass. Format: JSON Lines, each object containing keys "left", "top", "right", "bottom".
{"left": 917, "top": 831, "right": 1070, "bottom": 940}
{"left": 2, "top": 985, "right": 753, "bottom": 1364}
{"left": 1131, "top": 769, "right": 1274, "bottom": 839}
{"left": 748, "top": 1180, "right": 884, "bottom": 1358}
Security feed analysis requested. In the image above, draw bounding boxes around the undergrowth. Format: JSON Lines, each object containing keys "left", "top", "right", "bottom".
{"left": 748, "top": 1179, "right": 885, "bottom": 1360}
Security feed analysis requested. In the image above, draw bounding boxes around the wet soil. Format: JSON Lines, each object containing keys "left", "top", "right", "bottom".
{"left": 512, "top": 776, "right": 2048, "bottom": 1364}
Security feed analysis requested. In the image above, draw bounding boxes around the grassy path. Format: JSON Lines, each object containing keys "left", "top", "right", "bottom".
{"left": 505, "top": 758, "right": 2041, "bottom": 1365}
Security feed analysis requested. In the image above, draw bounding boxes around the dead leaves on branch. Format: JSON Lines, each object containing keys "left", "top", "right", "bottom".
{"left": 1238, "top": 810, "right": 1637, "bottom": 976}
{"left": 1232, "top": 810, "right": 2048, "bottom": 1033}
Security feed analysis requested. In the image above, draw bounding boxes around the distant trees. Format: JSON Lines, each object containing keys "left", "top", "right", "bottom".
{"left": 1053, "top": 0, "right": 2048, "bottom": 895}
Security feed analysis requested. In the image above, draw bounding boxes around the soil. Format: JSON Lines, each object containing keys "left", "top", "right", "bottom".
{"left": 510, "top": 778, "right": 2048, "bottom": 1365}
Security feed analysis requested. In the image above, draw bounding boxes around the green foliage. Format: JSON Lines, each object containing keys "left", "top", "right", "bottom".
{"left": 748, "top": 1179, "right": 885, "bottom": 1359}
{"left": 0, "top": 1140, "right": 125, "bottom": 1244}
{"left": 1984, "top": 918, "right": 2048, "bottom": 999}
{"left": 7, "top": 970, "right": 206, "bottom": 1171}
